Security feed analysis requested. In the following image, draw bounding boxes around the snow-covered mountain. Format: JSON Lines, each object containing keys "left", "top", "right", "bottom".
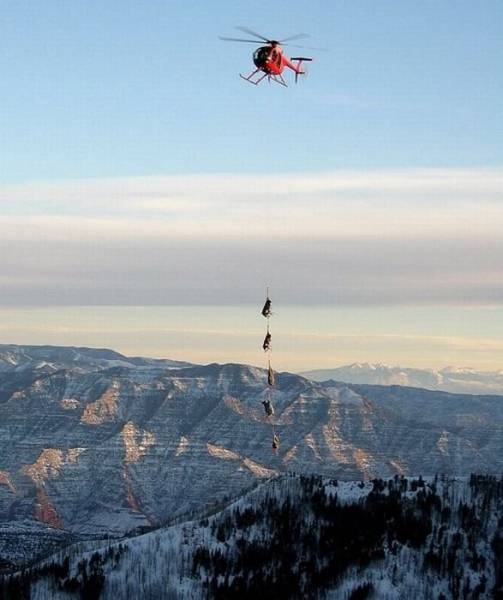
{"left": 1, "top": 344, "right": 503, "bottom": 570}
{"left": 0, "top": 344, "right": 192, "bottom": 374}
{"left": 3, "top": 473, "right": 502, "bottom": 599}
{"left": 302, "top": 363, "right": 503, "bottom": 395}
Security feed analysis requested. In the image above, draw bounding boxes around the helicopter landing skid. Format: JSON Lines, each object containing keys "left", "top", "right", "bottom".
{"left": 239, "top": 69, "right": 288, "bottom": 87}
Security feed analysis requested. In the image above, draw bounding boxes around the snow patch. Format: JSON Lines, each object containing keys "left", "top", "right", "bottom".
{"left": 175, "top": 435, "right": 189, "bottom": 457}
{"left": 60, "top": 398, "right": 80, "bottom": 410}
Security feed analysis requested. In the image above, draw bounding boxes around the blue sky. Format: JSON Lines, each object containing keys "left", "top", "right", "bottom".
{"left": 2, "top": 0, "right": 502, "bottom": 181}
{"left": 1, "top": 1, "right": 503, "bottom": 369}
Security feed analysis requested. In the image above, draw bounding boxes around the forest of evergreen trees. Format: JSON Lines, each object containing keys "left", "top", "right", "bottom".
{"left": 1, "top": 474, "right": 502, "bottom": 599}
{"left": 193, "top": 474, "right": 503, "bottom": 599}
{"left": 0, "top": 545, "right": 127, "bottom": 600}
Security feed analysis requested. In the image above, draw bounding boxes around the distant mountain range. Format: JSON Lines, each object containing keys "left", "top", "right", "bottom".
{"left": 0, "top": 344, "right": 191, "bottom": 373}
{"left": 1, "top": 344, "right": 503, "bottom": 567}
{"left": 302, "top": 362, "right": 503, "bottom": 395}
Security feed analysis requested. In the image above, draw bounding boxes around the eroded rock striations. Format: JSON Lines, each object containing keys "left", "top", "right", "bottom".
{"left": 0, "top": 344, "right": 502, "bottom": 565}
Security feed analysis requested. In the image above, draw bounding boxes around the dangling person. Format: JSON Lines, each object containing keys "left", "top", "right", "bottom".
{"left": 262, "top": 331, "right": 271, "bottom": 352}
{"left": 268, "top": 363, "right": 275, "bottom": 386}
{"left": 261, "top": 297, "right": 272, "bottom": 318}
{"left": 262, "top": 398, "right": 274, "bottom": 417}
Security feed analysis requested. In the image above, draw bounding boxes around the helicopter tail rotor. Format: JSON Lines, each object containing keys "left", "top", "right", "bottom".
{"left": 291, "top": 57, "right": 313, "bottom": 83}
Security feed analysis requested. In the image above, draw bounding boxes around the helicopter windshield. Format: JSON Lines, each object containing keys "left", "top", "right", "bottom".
{"left": 253, "top": 46, "right": 270, "bottom": 68}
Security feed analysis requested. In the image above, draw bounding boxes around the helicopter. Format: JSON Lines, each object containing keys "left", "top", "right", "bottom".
{"left": 219, "top": 26, "right": 316, "bottom": 87}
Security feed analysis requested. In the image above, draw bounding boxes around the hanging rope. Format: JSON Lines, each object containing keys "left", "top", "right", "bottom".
{"left": 261, "top": 287, "right": 279, "bottom": 451}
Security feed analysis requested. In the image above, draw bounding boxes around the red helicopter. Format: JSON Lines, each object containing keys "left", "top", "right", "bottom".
{"left": 219, "top": 26, "right": 317, "bottom": 87}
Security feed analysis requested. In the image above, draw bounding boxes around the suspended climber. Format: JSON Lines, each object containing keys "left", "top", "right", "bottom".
{"left": 262, "top": 328, "right": 272, "bottom": 352}
{"left": 261, "top": 296, "right": 272, "bottom": 318}
{"left": 262, "top": 397, "right": 274, "bottom": 417}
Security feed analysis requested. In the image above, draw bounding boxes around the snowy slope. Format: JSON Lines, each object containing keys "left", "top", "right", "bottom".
{"left": 5, "top": 474, "right": 502, "bottom": 600}
{"left": 0, "top": 344, "right": 192, "bottom": 373}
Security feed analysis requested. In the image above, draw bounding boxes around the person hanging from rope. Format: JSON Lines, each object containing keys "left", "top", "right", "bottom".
{"left": 262, "top": 397, "right": 275, "bottom": 417}
{"left": 261, "top": 295, "right": 272, "bottom": 318}
{"left": 262, "top": 328, "right": 272, "bottom": 352}
{"left": 268, "top": 362, "right": 275, "bottom": 386}
{"left": 260, "top": 287, "right": 279, "bottom": 452}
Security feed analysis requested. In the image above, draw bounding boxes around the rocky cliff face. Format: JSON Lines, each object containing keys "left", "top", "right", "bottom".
{"left": 0, "top": 344, "right": 502, "bottom": 550}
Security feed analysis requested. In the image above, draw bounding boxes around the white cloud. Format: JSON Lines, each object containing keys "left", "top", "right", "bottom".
{"left": 0, "top": 168, "right": 502, "bottom": 306}
{"left": 2, "top": 168, "right": 502, "bottom": 205}
{"left": 0, "top": 168, "right": 502, "bottom": 240}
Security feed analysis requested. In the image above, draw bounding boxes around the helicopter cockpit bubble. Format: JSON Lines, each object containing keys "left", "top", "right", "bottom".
{"left": 253, "top": 47, "right": 270, "bottom": 68}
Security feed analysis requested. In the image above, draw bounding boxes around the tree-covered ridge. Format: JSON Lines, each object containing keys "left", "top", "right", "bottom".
{"left": 1, "top": 474, "right": 502, "bottom": 599}
{"left": 193, "top": 474, "right": 502, "bottom": 599}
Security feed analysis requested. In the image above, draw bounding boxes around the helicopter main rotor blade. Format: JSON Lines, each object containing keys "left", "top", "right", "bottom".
{"left": 284, "top": 43, "right": 329, "bottom": 51}
{"left": 235, "top": 26, "right": 271, "bottom": 42}
{"left": 279, "top": 33, "right": 310, "bottom": 43}
{"left": 219, "top": 36, "right": 266, "bottom": 43}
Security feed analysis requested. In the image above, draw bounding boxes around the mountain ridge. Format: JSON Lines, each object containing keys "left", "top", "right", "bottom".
{"left": 1, "top": 344, "right": 502, "bottom": 567}
{"left": 0, "top": 343, "right": 193, "bottom": 373}
{"left": 4, "top": 473, "right": 502, "bottom": 599}
{"left": 302, "top": 362, "right": 503, "bottom": 395}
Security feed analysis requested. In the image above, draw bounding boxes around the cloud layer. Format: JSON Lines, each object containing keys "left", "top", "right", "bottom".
{"left": 1, "top": 168, "right": 502, "bottom": 306}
